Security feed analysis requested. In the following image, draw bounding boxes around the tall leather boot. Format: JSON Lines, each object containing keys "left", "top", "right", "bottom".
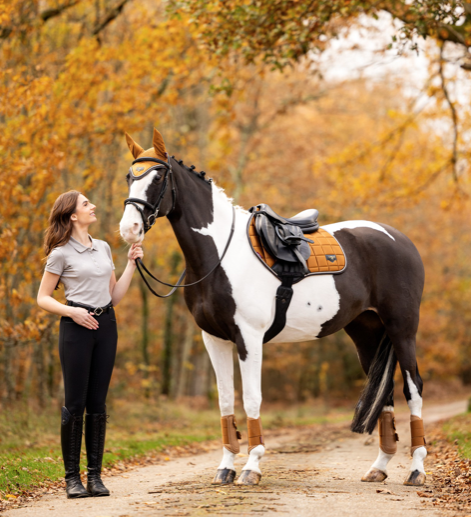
{"left": 61, "top": 407, "right": 89, "bottom": 498}
{"left": 85, "top": 412, "right": 110, "bottom": 496}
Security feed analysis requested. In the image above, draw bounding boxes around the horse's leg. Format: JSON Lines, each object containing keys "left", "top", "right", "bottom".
{"left": 345, "top": 311, "right": 398, "bottom": 482}
{"left": 400, "top": 351, "right": 426, "bottom": 486}
{"left": 234, "top": 329, "right": 264, "bottom": 486}
{"left": 380, "top": 323, "right": 426, "bottom": 486}
{"left": 202, "top": 331, "right": 240, "bottom": 485}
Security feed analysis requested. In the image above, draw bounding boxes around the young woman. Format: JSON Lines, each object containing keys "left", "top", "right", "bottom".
{"left": 37, "top": 190, "right": 143, "bottom": 499}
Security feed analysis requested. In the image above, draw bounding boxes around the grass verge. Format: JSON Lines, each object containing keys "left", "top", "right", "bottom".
{"left": 442, "top": 410, "right": 471, "bottom": 458}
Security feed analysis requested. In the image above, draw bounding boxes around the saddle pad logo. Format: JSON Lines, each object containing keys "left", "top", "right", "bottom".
{"left": 325, "top": 254, "right": 337, "bottom": 263}
{"left": 136, "top": 166, "right": 144, "bottom": 172}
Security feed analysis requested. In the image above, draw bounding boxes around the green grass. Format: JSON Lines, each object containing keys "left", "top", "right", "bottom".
{"left": 0, "top": 434, "right": 217, "bottom": 496}
{"left": 442, "top": 412, "right": 471, "bottom": 459}
{"left": 0, "top": 399, "right": 353, "bottom": 498}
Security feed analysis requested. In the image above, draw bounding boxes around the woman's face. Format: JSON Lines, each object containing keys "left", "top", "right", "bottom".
{"left": 71, "top": 194, "right": 97, "bottom": 226}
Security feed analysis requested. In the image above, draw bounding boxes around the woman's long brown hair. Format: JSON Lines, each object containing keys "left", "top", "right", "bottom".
{"left": 44, "top": 190, "right": 81, "bottom": 257}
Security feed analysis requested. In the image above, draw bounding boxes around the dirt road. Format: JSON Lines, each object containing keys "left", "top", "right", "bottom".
{"left": 5, "top": 400, "right": 467, "bottom": 517}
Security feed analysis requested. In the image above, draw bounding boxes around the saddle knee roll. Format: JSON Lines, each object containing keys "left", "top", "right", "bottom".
{"left": 410, "top": 415, "right": 426, "bottom": 455}
{"left": 378, "top": 411, "right": 399, "bottom": 455}
{"left": 247, "top": 417, "right": 264, "bottom": 453}
{"left": 221, "top": 415, "right": 241, "bottom": 454}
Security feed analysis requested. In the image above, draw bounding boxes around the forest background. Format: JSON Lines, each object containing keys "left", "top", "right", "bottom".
{"left": 2, "top": 0, "right": 471, "bottom": 418}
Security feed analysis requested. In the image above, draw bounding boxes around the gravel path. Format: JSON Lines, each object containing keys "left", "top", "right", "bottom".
{"left": 5, "top": 400, "right": 467, "bottom": 517}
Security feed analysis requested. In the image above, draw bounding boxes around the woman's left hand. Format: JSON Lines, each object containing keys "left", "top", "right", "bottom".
{"left": 128, "top": 243, "right": 144, "bottom": 265}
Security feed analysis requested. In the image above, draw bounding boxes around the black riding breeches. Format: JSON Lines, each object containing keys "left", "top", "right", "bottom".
{"left": 59, "top": 309, "right": 118, "bottom": 416}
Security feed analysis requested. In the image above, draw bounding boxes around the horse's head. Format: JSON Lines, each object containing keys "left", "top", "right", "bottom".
{"left": 120, "top": 128, "right": 175, "bottom": 244}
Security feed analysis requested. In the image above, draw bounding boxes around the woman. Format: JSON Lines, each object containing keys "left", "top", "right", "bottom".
{"left": 37, "top": 190, "right": 143, "bottom": 499}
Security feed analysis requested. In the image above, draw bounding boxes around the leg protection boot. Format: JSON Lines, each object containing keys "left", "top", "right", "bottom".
{"left": 85, "top": 412, "right": 110, "bottom": 496}
{"left": 61, "top": 407, "right": 89, "bottom": 499}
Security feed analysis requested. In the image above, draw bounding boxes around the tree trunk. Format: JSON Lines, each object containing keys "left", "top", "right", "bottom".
{"left": 161, "top": 251, "right": 181, "bottom": 397}
{"left": 175, "top": 318, "right": 195, "bottom": 398}
{"left": 139, "top": 277, "right": 151, "bottom": 398}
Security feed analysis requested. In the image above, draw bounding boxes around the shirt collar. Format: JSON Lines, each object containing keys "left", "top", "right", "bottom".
{"left": 68, "top": 235, "right": 98, "bottom": 253}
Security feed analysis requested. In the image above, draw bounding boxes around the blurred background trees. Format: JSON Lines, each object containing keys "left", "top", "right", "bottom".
{"left": 1, "top": 0, "right": 470, "bottom": 411}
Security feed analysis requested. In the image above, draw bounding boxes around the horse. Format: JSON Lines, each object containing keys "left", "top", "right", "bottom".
{"left": 119, "top": 128, "right": 427, "bottom": 487}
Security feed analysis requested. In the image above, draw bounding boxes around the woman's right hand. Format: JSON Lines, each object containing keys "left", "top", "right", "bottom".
{"left": 70, "top": 307, "right": 99, "bottom": 329}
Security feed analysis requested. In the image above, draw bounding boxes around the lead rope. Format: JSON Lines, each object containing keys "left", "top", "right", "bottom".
{"left": 135, "top": 206, "right": 236, "bottom": 298}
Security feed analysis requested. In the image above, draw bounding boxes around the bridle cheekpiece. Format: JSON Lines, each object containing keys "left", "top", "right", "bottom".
{"left": 123, "top": 156, "right": 176, "bottom": 233}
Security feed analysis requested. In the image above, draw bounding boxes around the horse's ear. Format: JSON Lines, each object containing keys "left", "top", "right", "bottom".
{"left": 125, "top": 133, "right": 144, "bottom": 159}
{"left": 153, "top": 128, "right": 167, "bottom": 160}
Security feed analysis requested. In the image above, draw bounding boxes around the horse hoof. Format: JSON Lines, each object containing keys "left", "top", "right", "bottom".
{"left": 404, "top": 470, "right": 426, "bottom": 486}
{"left": 236, "top": 470, "right": 261, "bottom": 485}
{"left": 361, "top": 468, "right": 388, "bottom": 482}
{"left": 212, "top": 469, "right": 236, "bottom": 485}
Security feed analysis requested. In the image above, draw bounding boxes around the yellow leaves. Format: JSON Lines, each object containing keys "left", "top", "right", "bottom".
{"left": 125, "top": 362, "right": 138, "bottom": 376}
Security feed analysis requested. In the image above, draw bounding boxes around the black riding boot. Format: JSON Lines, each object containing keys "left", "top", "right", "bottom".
{"left": 85, "top": 412, "right": 110, "bottom": 496}
{"left": 61, "top": 407, "right": 89, "bottom": 499}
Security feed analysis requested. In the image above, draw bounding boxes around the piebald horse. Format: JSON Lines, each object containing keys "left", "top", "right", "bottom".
{"left": 119, "top": 129, "right": 427, "bottom": 487}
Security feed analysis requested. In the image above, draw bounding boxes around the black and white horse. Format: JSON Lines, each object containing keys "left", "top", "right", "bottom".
{"left": 119, "top": 129, "right": 427, "bottom": 487}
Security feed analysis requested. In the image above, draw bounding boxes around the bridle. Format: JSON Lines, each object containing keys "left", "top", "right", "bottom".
{"left": 123, "top": 155, "right": 235, "bottom": 298}
{"left": 124, "top": 156, "right": 176, "bottom": 233}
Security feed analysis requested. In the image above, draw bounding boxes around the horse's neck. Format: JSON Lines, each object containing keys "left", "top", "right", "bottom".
{"left": 168, "top": 178, "right": 243, "bottom": 275}
{"left": 193, "top": 184, "right": 240, "bottom": 253}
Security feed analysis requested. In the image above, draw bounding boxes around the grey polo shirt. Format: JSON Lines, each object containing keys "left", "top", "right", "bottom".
{"left": 45, "top": 236, "right": 115, "bottom": 307}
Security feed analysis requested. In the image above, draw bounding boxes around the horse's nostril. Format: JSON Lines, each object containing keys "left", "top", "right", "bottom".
{"left": 132, "top": 223, "right": 140, "bottom": 234}
{"left": 139, "top": 229, "right": 143, "bottom": 235}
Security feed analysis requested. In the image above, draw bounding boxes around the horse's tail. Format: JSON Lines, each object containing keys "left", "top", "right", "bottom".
{"left": 351, "top": 332, "right": 397, "bottom": 434}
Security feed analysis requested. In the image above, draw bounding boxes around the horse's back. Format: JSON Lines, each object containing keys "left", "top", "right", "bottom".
{"left": 322, "top": 219, "right": 424, "bottom": 295}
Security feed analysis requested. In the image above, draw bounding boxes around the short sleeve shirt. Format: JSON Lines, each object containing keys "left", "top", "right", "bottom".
{"left": 45, "top": 236, "right": 115, "bottom": 307}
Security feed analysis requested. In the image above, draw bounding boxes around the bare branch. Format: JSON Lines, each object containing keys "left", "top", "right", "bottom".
{"left": 40, "top": 0, "right": 81, "bottom": 22}
{"left": 378, "top": 125, "right": 407, "bottom": 182}
{"left": 380, "top": 3, "right": 469, "bottom": 49}
{"left": 0, "top": 0, "right": 81, "bottom": 40}
{"left": 436, "top": 22, "right": 469, "bottom": 47}
{"left": 439, "top": 43, "right": 459, "bottom": 184}
{"left": 92, "top": 0, "right": 129, "bottom": 36}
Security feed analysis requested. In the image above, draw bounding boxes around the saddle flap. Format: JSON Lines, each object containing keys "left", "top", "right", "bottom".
{"left": 255, "top": 213, "right": 311, "bottom": 264}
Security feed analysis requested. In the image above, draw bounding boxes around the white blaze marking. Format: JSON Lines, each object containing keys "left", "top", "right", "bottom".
{"left": 322, "top": 220, "right": 395, "bottom": 241}
{"left": 119, "top": 171, "right": 160, "bottom": 241}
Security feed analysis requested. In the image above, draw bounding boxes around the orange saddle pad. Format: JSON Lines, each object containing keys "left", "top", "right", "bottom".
{"left": 248, "top": 217, "right": 346, "bottom": 275}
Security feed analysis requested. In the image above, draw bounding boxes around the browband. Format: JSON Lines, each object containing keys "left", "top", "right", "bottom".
{"left": 132, "top": 157, "right": 169, "bottom": 167}
{"left": 130, "top": 157, "right": 168, "bottom": 180}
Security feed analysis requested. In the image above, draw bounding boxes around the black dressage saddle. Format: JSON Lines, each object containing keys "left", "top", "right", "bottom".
{"left": 249, "top": 204, "right": 319, "bottom": 274}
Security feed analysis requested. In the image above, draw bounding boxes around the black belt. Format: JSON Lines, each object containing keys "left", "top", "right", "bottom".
{"left": 66, "top": 300, "right": 113, "bottom": 317}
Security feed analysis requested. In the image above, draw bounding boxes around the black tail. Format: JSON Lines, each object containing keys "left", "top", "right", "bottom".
{"left": 351, "top": 332, "right": 397, "bottom": 434}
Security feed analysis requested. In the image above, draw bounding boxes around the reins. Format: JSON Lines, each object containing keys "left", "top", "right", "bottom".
{"left": 124, "top": 157, "right": 236, "bottom": 298}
